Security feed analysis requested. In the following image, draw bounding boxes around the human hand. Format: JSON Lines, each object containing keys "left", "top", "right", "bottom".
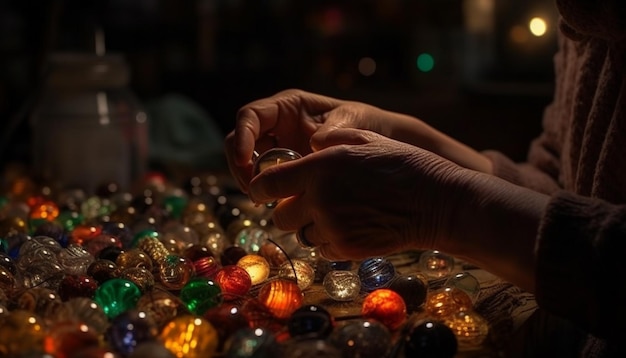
{"left": 225, "top": 89, "right": 403, "bottom": 193}
{"left": 247, "top": 128, "right": 475, "bottom": 261}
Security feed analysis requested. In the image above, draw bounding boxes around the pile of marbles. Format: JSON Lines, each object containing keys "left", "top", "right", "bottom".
{"left": 0, "top": 170, "right": 490, "bottom": 358}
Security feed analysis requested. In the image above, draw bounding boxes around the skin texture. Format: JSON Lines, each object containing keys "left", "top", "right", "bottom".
{"left": 225, "top": 89, "right": 549, "bottom": 292}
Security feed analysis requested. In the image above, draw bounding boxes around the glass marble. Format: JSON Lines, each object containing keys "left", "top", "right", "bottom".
{"left": 87, "top": 259, "right": 119, "bottom": 284}
{"left": 193, "top": 256, "right": 222, "bottom": 278}
{"left": 197, "top": 224, "right": 229, "bottom": 257}
{"left": 19, "top": 259, "right": 65, "bottom": 289}
{"left": 135, "top": 235, "right": 171, "bottom": 264}
{"left": 69, "top": 224, "right": 103, "bottom": 247}
{"left": 56, "top": 297, "right": 110, "bottom": 334}
{"left": 101, "top": 221, "right": 134, "bottom": 248}
{"left": 164, "top": 194, "right": 188, "bottom": 219}
{"left": 314, "top": 258, "right": 353, "bottom": 282}
{"left": 93, "top": 278, "right": 142, "bottom": 318}
{"left": 136, "top": 289, "right": 184, "bottom": 329}
{"left": 240, "top": 298, "right": 282, "bottom": 332}
{"left": 0, "top": 266, "right": 16, "bottom": 293}
{"left": 96, "top": 245, "right": 124, "bottom": 262}
{"left": 0, "top": 310, "right": 46, "bottom": 356}
{"left": 424, "top": 287, "right": 473, "bottom": 319}
{"left": 444, "top": 271, "right": 481, "bottom": 302}
{"left": 252, "top": 148, "right": 303, "bottom": 208}
{"left": 357, "top": 257, "right": 396, "bottom": 292}
{"left": 221, "top": 245, "right": 249, "bottom": 266}
{"left": 157, "top": 255, "right": 195, "bottom": 290}
{"left": 223, "top": 327, "right": 278, "bottom": 358}
{"left": 116, "top": 248, "right": 154, "bottom": 272}
{"left": 43, "top": 321, "right": 101, "bottom": 358}
{"left": 361, "top": 289, "right": 407, "bottom": 331}
{"left": 257, "top": 278, "right": 303, "bottom": 320}
{"left": 183, "top": 244, "right": 214, "bottom": 261}
{"left": 278, "top": 259, "right": 315, "bottom": 291}
{"left": 32, "top": 220, "right": 66, "bottom": 244}
{"left": 442, "top": 309, "right": 489, "bottom": 349}
{"left": 388, "top": 273, "right": 428, "bottom": 313}
{"left": 404, "top": 320, "right": 458, "bottom": 358}
{"left": 257, "top": 241, "right": 289, "bottom": 268}
{"left": 203, "top": 303, "right": 250, "bottom": 349}
{"left": 159, "top": 315, "right": 219, "bottom": 358}
{"left": 119, "top": 267, "right": 156, "bottom": 293}
{"left": 81, "top": 234, "right": 122, "bottom": 257}
{"left": 214, "top": 265, "right": 252, "bottom": 301}
{"left": 287, "top": 304, "right": 334, "bottom": 339}
{"left": 0, "top": 252, "right": 18, "bottom": 275}
{"left": 107, "top": 309, "right": 159, "bottom": 355}
{"left": 58, "top": 274, "right": 99, "bottom": 301}
{"left": 233, "top": 225, "right": 270, "bottom": 254}
{"left": 15, "top": 287, "right": 65, "bottom": 324}
{"left": 328, "top": 319, "right": 392, "bottom": 358}
{"left": 323, "top": 270, "right": 361, "bottom": 302}
{"left": 179, "top": 277, "right": 222, "bottom": 316}
{"left": 57, "top": 244, "right": 95, "bottom": 275}
{"left": 236, "top": 254, "right": 271, "bottom": 286}
{"left": 419, "top": 250, "right": 455, "bottom": 279}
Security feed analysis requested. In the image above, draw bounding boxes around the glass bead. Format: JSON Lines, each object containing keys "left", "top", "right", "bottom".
{"left": 257, "top": 278, "right": 303, "bottom": 320}
{"left": 57, "top": 244, "right": 95, "bottom": 275}
{"left": 128, "top": 341, "right": 175, "bottom": 358}
{"left": 183, "top": 244, "right": 214, "bottom": 261}
{"left": 442, "top": 309, "right": 489, "bottom": 349}
{"left": 315, "top": 258, "right": 352, "bottom": 281}
{"left": 101, "top": 222, "right": 134, "bottom": 248}
{"left": 69, "top": 224, "right": 103, "bottom": 247}
{"left": 32, "top": 221, "right": 66, "bottom": 244}
{"left": 0, "top": 266, "right": 16, "bottom": 293}
{"left": 87, "top": 259, "right": 119, "bottom": 284}
{"left": 233, "top": 225, "right": 270, "bottom": 254}
{"left": 17, "top": 246, "right": 58, "bottom": 272}
{"left": 97, "top": 245, "right": 124, "bottom": 262}
{"left": 419, "top": 250, "right": 455, "bottom": 279}
{"left": 43, "top": 321, "right": 101, "bottom": 358}
{"left": 214, "top": 265, "right": 252, "bottom": 301}
{"left": 444, "top": 271, "right": 481, "bottom": 302}
{"left": 278, "top": 259, "right": 315, "bottom": 291}
{"left": 107, "top": 309, "right": 159, "bottom": 355}
{"left": 357, "top": 257, "right": 396, "bottom": 292}
{"left": 240, "top": 298, "right": 282, "bottom": 332}
{"left": 257, "top": 241, "right": 289, "bottom": 268}
{"left": 404, "top": 320, "right": 458, "bottom": 358}
{"left": 281, "top": 339, "right": 342, "bottom": 358}
{"left": 322, "top": 270, "right": 361, "bottom": 302}
{"left": 15, "top": 287, "right": 65, "bottom": 324}
{"left": 424, "top": 287, "right": 473, "bottom": 319}
{"left": 223, "top": 327, "right": 278, "bottom": 358}
{"left": 116, "top": 248, "right": 153, "bottom": 272}
{"left": 119, "top": 267, "right": 156, "bottom": 293}
{"left": 157, "top": 255, "right": 195, "bottom": 290}
{"left": 203, "top": 303, "right": 250, "bottom": 349}
{"left": 135, "top": 235, "right": 171, "bottom": 265}
{"left": 197, "top": 224, "right": 229, "bottom": 257}
{"left": 160, "top": 224, "right": 199, "bottom": 254}
{"left": 287, "top": 304, "right": 334, "bottom": 339}
{"left": 221, "top": 246, "right": 248, "bottom": 266}
{"left": 19, "top": 259, "right": 65, "bottom": 289}
{"left": 57, "top": 297, "right": 110, "bottom": 334}
{"left": 179, "top": 277, "right": 222, "bottom": 316}
{"left": 21, "top": 235, "right": 63, "bottom": 255}
{"left": 93, "top": 278, "right": 142, "bottom": 318}
{"left": 193, "top": 256, "right": 222, "bottom": 278}
{"left": 58, "top": 274, "right": 99, "bottom": 301}
{"left": 136, "top": 288, "right": 184, "bottom": 329}
{"left": 252, "top": 148, "right": 302, "bottom": 208}
{"left": 236, "top": 254, "right": 271, "bottom": 286}
{"left": 387, "top": 273, "right": 428, "bottom": 313}
{"left": 361, "top": 289, "right": 407, "bottom": 331}
{"left": 328, "top": 319, "right": 392, "bottom": 358}
{"left": 0, "top": 310, "right": 46, "bottom": 356}
{"left": 82, "top": 234, "right": 122, "bottom": 257}
{"left": 159, "top": 315, "right": 219, "bottom": 358}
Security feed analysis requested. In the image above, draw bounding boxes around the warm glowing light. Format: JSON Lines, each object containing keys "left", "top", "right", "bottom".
{"left": 529, "top": 17, "right": 547, "bottom": 36}
{"left": 358, "top": 57, "right": 376, "bottom": 76}
{"left": 236, "top": 254, "right": 271, "bottom": 285}
{"left": 257, "top": 278, "right": 303, "bottom": 319}
{"left": 361, "top": 289, "right": 407, "bottom": 330}
{"left": 159, "top": 315, "right": 218, "bottom": 358}
{"left": 416, "top": 53, "right": 434, "bottom": 72}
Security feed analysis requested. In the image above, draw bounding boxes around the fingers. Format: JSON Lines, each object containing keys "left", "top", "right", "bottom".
{"left": 311, "top": 127, "right": 379, "bottom": 150}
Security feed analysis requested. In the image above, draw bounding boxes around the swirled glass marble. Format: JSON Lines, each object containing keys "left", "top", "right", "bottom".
{"left": 323, "top": 270, "right": 361, "bottom": 301}
{"left": 424, "top": 287, "right": 473, "bottom": 319}
{"left": 257, "top": 278, "right": 303, "bottom": 320}
{"left": 361, "top": 289, "right": 407, "bottom": 330}
{"left": 136, "top": 289, "right": 184, "bottom": 329}
{"left": 119, "top": 267, "right": 155, "bottom": 293}
{"left": 15, "top": 287, "right": 65, "bottom": 324}
{"left": 180, "top": 277, "right": 222, "bottom": 315}
{"left": 93, "top": 278, "right": 142, "bottom": 318}
{"left": 419, "top": 250, "right": 455, "bottom": 279}
{"left": 287, "top": 304, "right": 334, "bottom": 339}
{"left": 159, "top": 315, "right": 219, "bottom": 358}
{"left": 214, "top": 265, "right": 252, "bottom": 301}
{"left": 252, "top": 148, "right": 302, "bottom": 208}
{"left": 193, "top": 256, "right": 222, "bottom": 278}
{"left": 278, "top": 259, "right": 315, "bottom": 291}
{"left": 116, "top": 248, "right": 153, "bottom": 272}
{"left": 57, "top": 244, "right": 95, "bottom": 275}
{"left": 328, "top": 319, "right": 392, "bottom": 358}
{"left": 357, "top": 257, "right": 396, "bottom": 292}
{"left": 55, "top": 297, "right": 109, "bottom": 334}
{"left": 157, "top": 255, "right": 195, "bottom": 290}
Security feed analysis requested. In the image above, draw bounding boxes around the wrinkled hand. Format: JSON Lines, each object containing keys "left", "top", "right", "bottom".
{"left": 247, "top": 128, "right": 476, "bottom": 261}
{"left": 225, "top": 89, "right": 401, "bottom": 193}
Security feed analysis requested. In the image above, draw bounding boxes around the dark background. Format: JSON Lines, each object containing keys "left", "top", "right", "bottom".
{"left": 0, "top": 0, "right": 558, "bottom": 174}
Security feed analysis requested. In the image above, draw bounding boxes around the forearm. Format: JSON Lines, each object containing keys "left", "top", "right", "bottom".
{"left": 385, "top": 111, "right": 493, "bottom": 174}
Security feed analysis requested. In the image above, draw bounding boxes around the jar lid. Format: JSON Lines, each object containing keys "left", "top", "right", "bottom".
{"left": 44, "top": 52, "right": 130, "bottom": 89}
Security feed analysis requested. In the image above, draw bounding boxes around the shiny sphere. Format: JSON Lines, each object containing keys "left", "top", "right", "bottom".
{"left": 444, "top": 271, "right": 481, "bottom": 302}
{"left": 179, "top": 277, "right": 222, "bottom": 315}
{"left": 424, "top": 287, "right": 473, "bottom": 319}
{"left": 221, "top": 246, "right": 248, "bottom": 266}
{"left": 442, "top": 309, "right": 489, "bottom": 349}
{"left": 159, "top": 315, "right": 219, "bottom": 358}
{"left": 119, "top": 267, "right": 156, "bottom": 293}
{"left": 157, "top": 255, "right": 195, "bottom": 290}
{"left": 58, "top": 274, "right": 99, "bottom": 301}
{"left": 93, "top": 278, "right": 142, "bottom": 318}
{"left": 233, "top": 225, "right": 270, "bottom": 254}
{"left": 361, "top": 289, "right": 407, "bottom": 330}
{"left": 236, "top": 254, "right": 271, "bottom": 286}
{"left": 322, "top": 270, "right": 361, "bottom": 301}
{"left": 107, "top": 309, "right": 159, "bottom": 355}
{"left": 43, "top": 321, "right": 100, "bottom": 358}
{"left": 193, "top": 256, "right": 222, "bottom": 278}
{"left": 387, "top": 273, "right": 428, "bottom": 313}
{"left": 116, "top": 248, "right": 153, "bottom": 271}
{"left": 252, "top": 148, "right": 302, "bottom": 175}
{"left": 203, "top": 303, "right": 250, "bottom": 348}
{"left": 287, "top": 304, "right": 334, "bottom": 339}
{"left": 404, "top": 320, "right": 458, "bottom": 358}
{"left": 328, "top": 319, "right": 392, "bottom": 358}
{"left": 57, "top": 297, "right": 110, "bottom": 335}
{"left": 224, "top": 327, "right": 278, "bottom": 358}
{"left": 257, "top": 278, "right": 304, "bottom": 320}
{"left": 214, "top": 265, "right": 252, "bottom": 301}
{"left": 419, "top": 250, "right": 455, "bottom": 279}
{"left": 357, "top": 257, "right": 396, "bottom": 292}
{"left": 278, "top": 259, "right": 315, "bottom": 291}
{"left": 136, "top": 289, "right": 184, "bottom": 329}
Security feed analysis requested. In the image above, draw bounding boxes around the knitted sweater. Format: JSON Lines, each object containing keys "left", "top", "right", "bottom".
{"left": 482, "top": 1, "right": 626, "bottom": 356}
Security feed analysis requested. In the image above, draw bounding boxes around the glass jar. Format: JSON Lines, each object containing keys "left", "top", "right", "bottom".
{"left": 30, "top": 52, "right": 148, "bottom": 194}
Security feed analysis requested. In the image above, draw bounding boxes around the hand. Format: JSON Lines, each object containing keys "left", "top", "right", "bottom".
{"left": 247, "top": 128, "right": 474, "bottom": 261}
{"left": 225, "top": 89, "right": 421, "bottom": 193}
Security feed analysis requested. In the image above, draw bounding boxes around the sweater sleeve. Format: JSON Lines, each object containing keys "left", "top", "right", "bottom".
{"left": 534, "top": 190, "right": 626, "bottom": 340}
{"left": 556, "top": 0, "right": 626, "bottom": 41}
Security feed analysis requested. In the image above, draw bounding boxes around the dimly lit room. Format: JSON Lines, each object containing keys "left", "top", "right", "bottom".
{"left": 3, "top": 0, "right": 624, "bottom": 357}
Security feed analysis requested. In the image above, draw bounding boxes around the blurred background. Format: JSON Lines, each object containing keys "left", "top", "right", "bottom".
{"left": 0, "top": 0, "right": 558, "bottom": 188}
